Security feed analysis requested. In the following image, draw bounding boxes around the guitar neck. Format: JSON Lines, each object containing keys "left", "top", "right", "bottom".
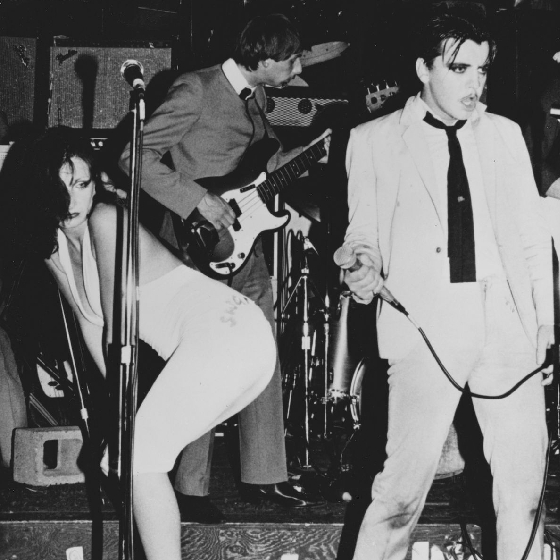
{"left": 258, "top": 140, "right": 326, "bottom": 203}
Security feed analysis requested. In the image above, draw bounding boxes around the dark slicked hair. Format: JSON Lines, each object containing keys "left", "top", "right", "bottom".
{"left": 416, "top": 6, "right": 497, "bottom": 70}
{"left": 233, "top": 13, "right": 302, "bottom": 71}
{"left": 0, "top": 127, "right": 101, "bottom": 262}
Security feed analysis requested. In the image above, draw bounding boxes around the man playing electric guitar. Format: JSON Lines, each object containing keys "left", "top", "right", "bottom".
{"left": 181, "top": 132, "right": 329, "bottom": 276}
{"left": 120, "top": 13, "right": 331, "bottom": 521}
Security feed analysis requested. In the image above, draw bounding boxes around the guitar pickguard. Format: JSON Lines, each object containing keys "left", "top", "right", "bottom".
{"left": 177, "top": 137, "right": 326, "bottom": 276}
{"left": 208, "top": 174, "right": 290, "bottom": 275}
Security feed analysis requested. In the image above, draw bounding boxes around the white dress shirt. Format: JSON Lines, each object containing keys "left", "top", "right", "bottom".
{"left": 415, "top": 95, "right": 505, "bottom": 281}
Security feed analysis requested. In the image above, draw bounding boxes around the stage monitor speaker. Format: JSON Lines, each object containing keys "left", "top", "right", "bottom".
{"left": 48, "top": 40, "right": 173, "bottom": 130}
{"left": 265, "top": 86, "right": 348, "bottom": 128}
{"left": 0, "top": 37, "right": 38, "bottom": 127}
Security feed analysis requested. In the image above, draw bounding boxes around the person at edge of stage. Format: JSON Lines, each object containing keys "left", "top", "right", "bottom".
{"left": 119, "top": 13, "right": 331, "bottom": 521}
{"left": 337, "top": 6, "right": 555, "bottom": 560}
{"left": 0, "top": 127, "right": 276, "bottom": 560}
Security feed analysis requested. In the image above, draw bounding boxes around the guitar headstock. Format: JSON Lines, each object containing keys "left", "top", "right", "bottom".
{"left": 364, "top": 81, "right": 399, "bottom": 115}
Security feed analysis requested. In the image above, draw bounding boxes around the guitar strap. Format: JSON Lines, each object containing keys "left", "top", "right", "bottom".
{"left": 239, "top": 91, "right": 271, "bottom": 166}
{"left": 253, "top": 94, "right": 271, "bottom": 139}
{"left": 172, "top": 89, "right": 275, "bottom": 282}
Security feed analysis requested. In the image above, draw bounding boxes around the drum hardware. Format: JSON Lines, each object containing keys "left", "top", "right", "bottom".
{"left": 278, "top": 236, "right": 377, "bottom": 494}
{"left": 323, "top": 357, "right": 369, "bottom": 503}
{"left": 348, "top": 357, "right": 367, "bottom": 426}
{"left": 280, "top": 233, "right": 329, "bottom": 469}
{"left": 327, "top": 291, "right": 360, "bottom": 406}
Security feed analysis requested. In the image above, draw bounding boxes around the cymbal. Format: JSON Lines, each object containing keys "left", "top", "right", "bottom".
{"left": 301, "top": 41, "right": 349, "bottom": 67}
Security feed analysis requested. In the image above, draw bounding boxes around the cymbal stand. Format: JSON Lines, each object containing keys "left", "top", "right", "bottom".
{"left": 280, "top": 234, "right": 328, "bottom": 468}
{"left": 321, "top": 290, "right": 331, "bottom": 441}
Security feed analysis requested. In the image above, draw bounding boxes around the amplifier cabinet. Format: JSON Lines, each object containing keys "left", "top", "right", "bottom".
{"left": 48, "top": 40, "right": 173, "bottom": 130}
{"left": 265, "top": 86, "right": 348, "bottom": 128}
{"left": 0, "top": 37, "right": 38, "bottom": 127}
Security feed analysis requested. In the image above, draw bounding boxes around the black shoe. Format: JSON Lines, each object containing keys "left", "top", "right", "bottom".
{"left": 175, "top": 493, "right": 225, "bottom": 524}
{"left": 240, "top": 481, "right": 324, "bottom": 508}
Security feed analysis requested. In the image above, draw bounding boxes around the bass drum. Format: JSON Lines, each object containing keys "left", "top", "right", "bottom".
{"left": 347, "top": 360, "right": 465, "bottom": 480}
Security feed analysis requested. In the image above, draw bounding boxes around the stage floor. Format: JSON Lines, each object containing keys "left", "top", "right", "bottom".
{"left": 3, "top": 432, "right": 560, "bottom": 560}
{"left": 2, "top": 433, "right": 560, "bottom": 530}
{"left": 0, "top": 432, "right": 488, "bottom": 524}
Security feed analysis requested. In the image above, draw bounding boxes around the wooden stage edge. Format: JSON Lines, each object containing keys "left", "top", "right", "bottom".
{"left": 1, "top": 519, "right": 541, "bottom": 560}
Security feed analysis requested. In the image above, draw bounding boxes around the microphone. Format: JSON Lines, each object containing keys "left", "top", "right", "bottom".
{"left": 120, "top": 60, "right": 145, "bottom": 91}
{"left": 333, "top": 244, "right": 406, "bottom": 314}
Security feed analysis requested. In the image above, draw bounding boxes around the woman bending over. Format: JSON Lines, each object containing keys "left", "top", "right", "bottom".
{"left": 0, "top": 128, "right": 275, "bottom": 560}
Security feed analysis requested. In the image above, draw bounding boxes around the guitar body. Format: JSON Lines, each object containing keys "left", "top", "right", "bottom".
{"left": 207, "top": 173, "right": 291, "bottom": 275}
{"left": 179, "top": 136, "right": 326, "bottom": 277}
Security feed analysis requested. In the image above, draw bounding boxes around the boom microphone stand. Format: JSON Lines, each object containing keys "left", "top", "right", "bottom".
{"left": 116, "top": 61, "right": 145, "bottom": 560}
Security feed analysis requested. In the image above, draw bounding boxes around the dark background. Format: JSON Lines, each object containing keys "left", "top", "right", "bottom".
{"left": 0, "top": 0, "right": 559, "bottom": 127}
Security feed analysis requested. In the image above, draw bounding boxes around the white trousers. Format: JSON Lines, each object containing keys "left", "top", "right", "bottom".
{"left": 132, "top": 266, "right": 276, "bottom": 475}
{"left": 353, "top": 277, "right": 548, "bottom": 560}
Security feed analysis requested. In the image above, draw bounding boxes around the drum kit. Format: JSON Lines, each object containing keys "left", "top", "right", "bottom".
{"left": 277, "top": 225, "right": 375, "bottom": 497}
{"left": 277, "top": 225, "right": 465, "bottom": 499}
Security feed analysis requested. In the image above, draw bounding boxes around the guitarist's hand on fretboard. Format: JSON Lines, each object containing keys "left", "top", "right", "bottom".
{"left": 197, "top": 191, "right": 236, "bottom": 231}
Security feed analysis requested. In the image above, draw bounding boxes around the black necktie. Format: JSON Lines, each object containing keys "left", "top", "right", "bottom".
{"left": 424, "top": 111, "right": 476, "bottom": 283}
{"left": 240, "top": 87, "right": 253, "bottom": 101}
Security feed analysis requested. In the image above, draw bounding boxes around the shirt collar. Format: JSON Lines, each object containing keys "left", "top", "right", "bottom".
{"left": 411, "top": 92, "right": 485, "bottom": 126}
{"left": 222, "top": 58, "right": 256, "bottom": 97}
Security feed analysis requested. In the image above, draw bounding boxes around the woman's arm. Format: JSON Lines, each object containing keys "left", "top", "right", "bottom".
{"left": 88, "top": 203, "right": 125, "bottom": 357}
{"left": 44, "top": 256, "right": 107, "bottom": 376}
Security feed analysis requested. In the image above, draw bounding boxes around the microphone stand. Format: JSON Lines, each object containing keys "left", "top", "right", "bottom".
{"left": 117, "top": 87, "right": 144, "bottom": 560}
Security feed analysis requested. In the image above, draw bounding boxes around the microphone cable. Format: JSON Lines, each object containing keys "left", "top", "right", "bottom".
{"left": 386, "top": 297, "right": 552, "bottom": 400}
{"left": 383, "top": 293, "right": 553, "bottom": 560}
{"left": 335, "top": 246, "right": 554, "bottom": 559}
{"left": 456, "top": 431, "right": 551, "bottom": 560}
{"left": 333, "top": 244, "right": 553, "bottom": 399}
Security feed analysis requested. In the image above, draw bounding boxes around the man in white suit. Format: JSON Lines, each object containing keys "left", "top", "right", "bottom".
{"left": 340, "top": 7, "right": 555, "bottom": 560}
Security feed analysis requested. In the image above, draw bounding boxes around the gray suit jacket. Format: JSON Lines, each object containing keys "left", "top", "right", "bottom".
{"left": 119, "top": 64, "right": 300, "bottom": 221}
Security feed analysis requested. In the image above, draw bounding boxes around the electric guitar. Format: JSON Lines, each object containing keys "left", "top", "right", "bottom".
{"left": 175, "top": 137, "right": 327, "bottom": 276}
{"left": 364, "top": 81, "right": 399, "bottom": 115}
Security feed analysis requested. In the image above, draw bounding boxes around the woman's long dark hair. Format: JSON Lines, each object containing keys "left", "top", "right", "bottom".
{"left": 0, "top": 127, "right": 101, "bottom": 264}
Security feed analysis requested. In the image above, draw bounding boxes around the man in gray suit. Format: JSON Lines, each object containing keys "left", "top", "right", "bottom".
{"left": 339, "top": 6, "right": 554, "bottom": 560}
{"left": 120, "top": 14, "right": 330, "bottom": 521}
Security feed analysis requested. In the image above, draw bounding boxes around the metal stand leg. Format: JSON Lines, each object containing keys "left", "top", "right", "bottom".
{"left": 280, "top": 236, "right": 329, "bottom": 470}
{"left": 281, "top": 258, "right": 312, "bottom": 468}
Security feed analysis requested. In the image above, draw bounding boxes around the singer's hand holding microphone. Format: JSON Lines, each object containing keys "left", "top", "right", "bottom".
{"left": 333, "top": 245, "right": 383, "bottom": 304}
{"left": 334, "top": 245, "right": 406, "bottom": 314}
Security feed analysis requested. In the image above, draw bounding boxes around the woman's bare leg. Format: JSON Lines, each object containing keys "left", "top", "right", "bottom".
{"left": 133, "top": 472, "right": 182, "bottom": 560}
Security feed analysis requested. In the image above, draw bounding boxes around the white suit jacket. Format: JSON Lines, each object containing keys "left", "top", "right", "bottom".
{"left": 344, "top": 95, "right": 553, "bottom": 360}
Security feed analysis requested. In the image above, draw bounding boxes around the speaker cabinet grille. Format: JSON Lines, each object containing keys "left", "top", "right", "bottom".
{"left": 48, "top": 43, "right": 173, "bottom": 129}
{"left": 0, "top": 37, "right": 37, "bottom": 127}
{"left": 265, "top": 87, "right": 348, "bottom": 128}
